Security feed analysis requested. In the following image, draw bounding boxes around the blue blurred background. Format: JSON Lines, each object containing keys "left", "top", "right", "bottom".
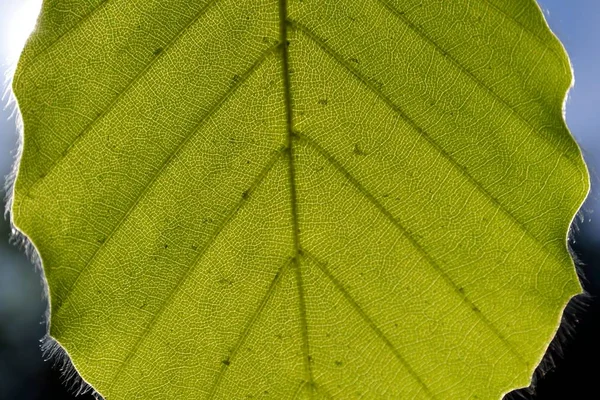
{"left": 0, "top": 0, "right": 598, "bottom": 399}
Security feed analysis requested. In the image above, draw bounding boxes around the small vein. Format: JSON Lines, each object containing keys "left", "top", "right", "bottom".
{"left": 53, "top": 48, "right": 278, "bottom": 312}
{"left": 108, "top": 149, "right": 284, "bottom": 392}
{"left": 292, "top": 381, "right": 305, "bottom": 400}
{"left": 302, "top": 250, "right": 438, "bottom": 400}
{"left": 291, "top": 22, "right": 566, "bottom": 264}
{"left": 206, "top": 258, "right": 292, "bottom": 399}
{"left": 372, "top": 0, "right": 574, "bottom": 162}
{"left": 296, "top": 132, "right": 528, "bottom": 367}
{"left": 26, "top": 0, "right": 226, "bottom": 193}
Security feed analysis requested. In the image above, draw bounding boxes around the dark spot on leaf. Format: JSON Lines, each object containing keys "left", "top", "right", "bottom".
{"left": 472, "top": 306, "right": 481, "bottom": 313}
{"left": 218, "top": 277, "right": 233, "bottom": 287}
{"left": 335, "top": 360, "right": 343, "bottom": 366}
{"left": 458, "top": 287, "right": 465, "bottom": 293}
{"left": 153, "top": 47, "right": 163, "bottom": 56}
{"left": 191, "top": 244, "right": 198, "bottom": 251}
{"left": 164, "top": 244, "right": 168, "bottom": 249}
{"left": 308, "top": 355, "right": 313, "bottom": 363}
{"left": 353, "top": 143, "right": 367, "bottom": 156}
{"left": 371, "top": 79, "right": 383, "bottom": 90}
{"left": 97, "top": 235, "right": 106, "bottom": 244}
{"left": 349, "top": 57, "right": 360, "bottom": 64}
{"left": 222, "top": 359, "right": 231, "bottom": 366}
{"left": 242, "top": 190, "right": 250, "bottom": 200}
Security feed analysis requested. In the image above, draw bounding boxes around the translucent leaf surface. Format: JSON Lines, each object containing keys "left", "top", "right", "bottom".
{"left": 11, "top": 0, "right": 589, "bottom": 398}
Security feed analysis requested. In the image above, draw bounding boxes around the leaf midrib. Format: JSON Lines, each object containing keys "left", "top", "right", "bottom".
{"left": 279, "top": 0, "right": 314, "bottom": 392}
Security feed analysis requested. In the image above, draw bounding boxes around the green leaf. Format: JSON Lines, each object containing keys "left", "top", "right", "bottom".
{"left": 11, "top": 0, "right": 588, "bottom": 398}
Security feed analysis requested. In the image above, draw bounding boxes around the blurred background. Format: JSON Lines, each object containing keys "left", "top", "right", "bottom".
{"left": 0, "top": 0, "right": 598, "bottom": 399}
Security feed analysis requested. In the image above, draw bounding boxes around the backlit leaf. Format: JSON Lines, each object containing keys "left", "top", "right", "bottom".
{"left": 11, "top": 0, "right": 588, "bottom": 398}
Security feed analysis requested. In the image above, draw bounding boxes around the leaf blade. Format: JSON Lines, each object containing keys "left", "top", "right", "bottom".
{"left": 12, "top": 0, "right": 588, "bottom": 398}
